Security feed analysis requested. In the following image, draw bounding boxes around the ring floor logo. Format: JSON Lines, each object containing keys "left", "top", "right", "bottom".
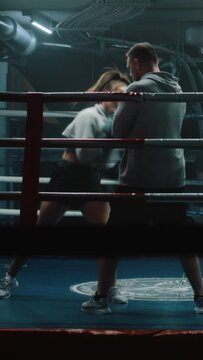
{"left": 70, "top": 278, "right": 194, "bottom": 301}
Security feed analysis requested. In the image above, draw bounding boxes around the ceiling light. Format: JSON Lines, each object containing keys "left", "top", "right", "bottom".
{"left": 31, "top": 20, "right": 53, "bottom": 34}
{"left": 43, "top": 42, "right": 72, "bottom": 48}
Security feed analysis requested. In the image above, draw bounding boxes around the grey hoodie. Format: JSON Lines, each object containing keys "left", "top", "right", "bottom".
{"left": 112, "top": 72, "right": 186, "bottom": 188}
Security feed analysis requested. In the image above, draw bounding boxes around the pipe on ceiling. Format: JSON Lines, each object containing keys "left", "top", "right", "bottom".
{"left": 0, "top": 15, "right": 37, "bottom": 57}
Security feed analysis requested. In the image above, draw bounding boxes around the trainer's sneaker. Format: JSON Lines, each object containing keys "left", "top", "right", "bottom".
{"left": 81, "top": 295, "right": 111, "bottom": 314}
{"left": 195, "top": 296, "right": 203, "bottom": 314}
{"left": 108, "top": 286, "right": 128, "bottom": 304}
{"left": 0, "top": 273, "right": 19, "bottom": 299}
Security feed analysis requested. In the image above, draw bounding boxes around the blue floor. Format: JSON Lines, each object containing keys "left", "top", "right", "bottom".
{"left": 0, "top": 256, "right": 202, "bottom": 330}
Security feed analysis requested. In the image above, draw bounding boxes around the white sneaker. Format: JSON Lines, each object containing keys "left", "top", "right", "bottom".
{"left": 81, "top": 296, "right": 111, "bottom": 314}
{"left": 0, "top": 288, "right": 11, "bottom": 299}
{"left": 195, "top": 296, "right": 203, "bottom": 314}
{"left": 108, "top": 287, "right": 128, "bottom": 304}
{"left": 0, "top": 273, "right": 19, "bottom": 299}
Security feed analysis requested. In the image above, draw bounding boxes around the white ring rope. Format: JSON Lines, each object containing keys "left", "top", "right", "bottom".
{"left": 0, "top": 109, "right": 78, "bottom": 118}
{"left": 0, "top": 208, "right": 82, "bottom": 217}
{"left": 0, "top": 176, "right": 118, "bottom": 185}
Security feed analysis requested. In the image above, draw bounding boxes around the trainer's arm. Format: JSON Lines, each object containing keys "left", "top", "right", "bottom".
{"left": 112, "top": 84, "right": 139, "bottom": 138}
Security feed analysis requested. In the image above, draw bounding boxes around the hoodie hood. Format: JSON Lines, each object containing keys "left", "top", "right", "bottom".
{"left": 142, "top": 71, "right": 182, "bottom": 93}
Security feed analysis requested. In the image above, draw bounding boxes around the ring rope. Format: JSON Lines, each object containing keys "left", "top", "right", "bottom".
{"left": 0, "top": 176, "right": 201, "bottom": 187}
{"left": 0, "top": 191, "right": 202, "bottom": 203}
{"left": 0, "top": 109, "right": 77, "bottom": 118}
{"left": 37, "top": 192, "right": 203, "bottom": 203}
{"left": 1, "top": 91, "right": 203, "bottom": 103}
{"left": 1, "top": 138, "right": 203, "bottom": 148}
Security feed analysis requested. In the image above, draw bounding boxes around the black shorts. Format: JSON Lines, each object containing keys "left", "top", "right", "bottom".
{"left": 108, "top": 185, "right": 187, "bottom": 226}
{"left": 46, "top": 159, "right": 101, "bottom": 208}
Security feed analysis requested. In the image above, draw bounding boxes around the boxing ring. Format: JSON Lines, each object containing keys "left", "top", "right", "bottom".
{"left": 0, "top": 91, "right": 203, "bottom": 359}
{"left": 1, "top": 90, "right": 203, "bottom": 226}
